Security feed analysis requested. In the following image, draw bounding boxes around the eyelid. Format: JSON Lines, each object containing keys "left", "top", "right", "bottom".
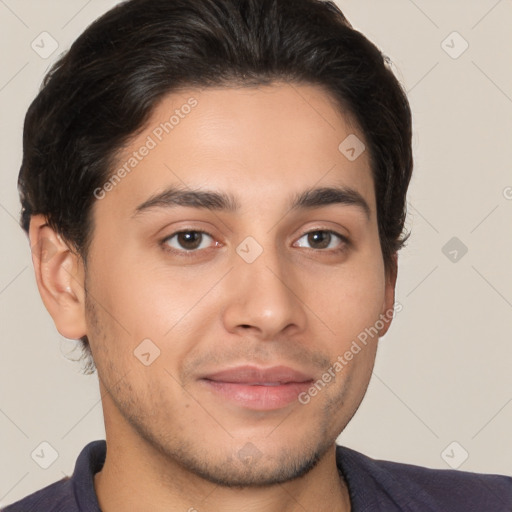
{"left": 294, "top": 229, "right": 349, "bottom": 251}
{"left": 301, "top": 227, "right": 349, "bottom": 242}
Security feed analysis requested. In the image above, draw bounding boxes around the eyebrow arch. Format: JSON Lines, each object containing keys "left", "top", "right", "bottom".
{"left": 289, "top": 186, "right": 371, "bottom": 220}
{"left": 132, "top": 185, "right": 371, "bottom": 220}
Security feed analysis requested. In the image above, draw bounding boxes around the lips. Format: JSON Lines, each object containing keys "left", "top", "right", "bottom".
{"left": 200, "top": 365, "right": 314, "bottom": 410}
{"left": 202, "top": 365, "right": 313, "bottom": 385}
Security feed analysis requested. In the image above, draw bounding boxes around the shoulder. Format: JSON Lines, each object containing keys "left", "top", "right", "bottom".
{"left": 1, "top": 477, "right": 77, "bottom": 512}
{"left": 336, "top": 444, "right": 512, "bottom": 511}
{"left": 2, "top": 440, "right": 105, "bottom": 512}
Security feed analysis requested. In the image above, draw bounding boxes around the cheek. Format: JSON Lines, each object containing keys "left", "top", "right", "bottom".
{"left": 309, "top": 260, "right": 386, "bottom": 342}
{"left": 86, "top": 240, "right": 180, "bottom": 339}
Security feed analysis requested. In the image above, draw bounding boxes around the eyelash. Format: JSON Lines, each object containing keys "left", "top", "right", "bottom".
{"left": 160, "top": 228, "right": 350, "bottom": 258}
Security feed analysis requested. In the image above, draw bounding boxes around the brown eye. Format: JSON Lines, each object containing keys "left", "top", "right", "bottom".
{"left": 307, "top": 231, "right": 331, "bottom": 249}
{"left": 295, "top": 230, "right": 348, "bottom": 252}
{"left": 163, "top": 230, "right": 214, "bottom": 252}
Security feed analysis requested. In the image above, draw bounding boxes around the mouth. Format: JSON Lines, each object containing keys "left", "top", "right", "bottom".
{"left": 199, "top": 365, "right": 314, "bottom": 411}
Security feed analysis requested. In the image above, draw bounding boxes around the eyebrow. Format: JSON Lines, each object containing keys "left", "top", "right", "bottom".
{"left": 132, "top": 185, "right": 371, "bottom": 220}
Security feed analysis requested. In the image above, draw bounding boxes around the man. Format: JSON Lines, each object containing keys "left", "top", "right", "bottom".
{"left": 4, "top": 0, "right": 511, "bottom": 510}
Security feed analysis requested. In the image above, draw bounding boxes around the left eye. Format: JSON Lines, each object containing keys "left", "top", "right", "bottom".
{"left": 294, "top": 230, "right": 347, "bottom": 251}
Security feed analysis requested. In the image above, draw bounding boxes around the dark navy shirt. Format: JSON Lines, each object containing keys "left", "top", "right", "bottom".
{"left": 3, "top": 440, "right": 512, "bottom": 511}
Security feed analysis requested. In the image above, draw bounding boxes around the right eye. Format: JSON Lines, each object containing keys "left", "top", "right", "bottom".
{"left": 161, "top": 230, "right": 218, "bottom": 255}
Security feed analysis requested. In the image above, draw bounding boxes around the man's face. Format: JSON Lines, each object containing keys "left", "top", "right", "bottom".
{"left": 84, "top": 83, "right": 395, "bottom": 486}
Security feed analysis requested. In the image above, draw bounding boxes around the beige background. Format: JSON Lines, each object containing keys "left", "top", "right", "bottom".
{"left": 1, "top": 0, "right": 511, "bottom": 506}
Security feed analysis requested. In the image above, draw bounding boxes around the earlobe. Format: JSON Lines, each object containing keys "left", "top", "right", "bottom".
{"left": 28, "top": 214, "right": 87, "bottom": 339}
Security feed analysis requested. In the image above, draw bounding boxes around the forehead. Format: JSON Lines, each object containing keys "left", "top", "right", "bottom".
{"left": 95, "top": 82, "right": 375, "bottom": 219}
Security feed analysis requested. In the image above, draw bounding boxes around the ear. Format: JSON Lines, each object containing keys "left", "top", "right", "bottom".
{"left": 28, "top": 214, "right": 87, "bottom": 339}
{"left": 378, "top": 252, "right": 398, "bottom": 338}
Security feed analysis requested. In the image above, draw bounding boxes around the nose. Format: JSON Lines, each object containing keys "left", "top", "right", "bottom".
{"left": 221, "top": 242, "right": 308, "bottom": 340}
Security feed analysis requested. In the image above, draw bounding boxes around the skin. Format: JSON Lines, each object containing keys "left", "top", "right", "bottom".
{"left": 29, "top": 83, "right": 397, "bottom": 512}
